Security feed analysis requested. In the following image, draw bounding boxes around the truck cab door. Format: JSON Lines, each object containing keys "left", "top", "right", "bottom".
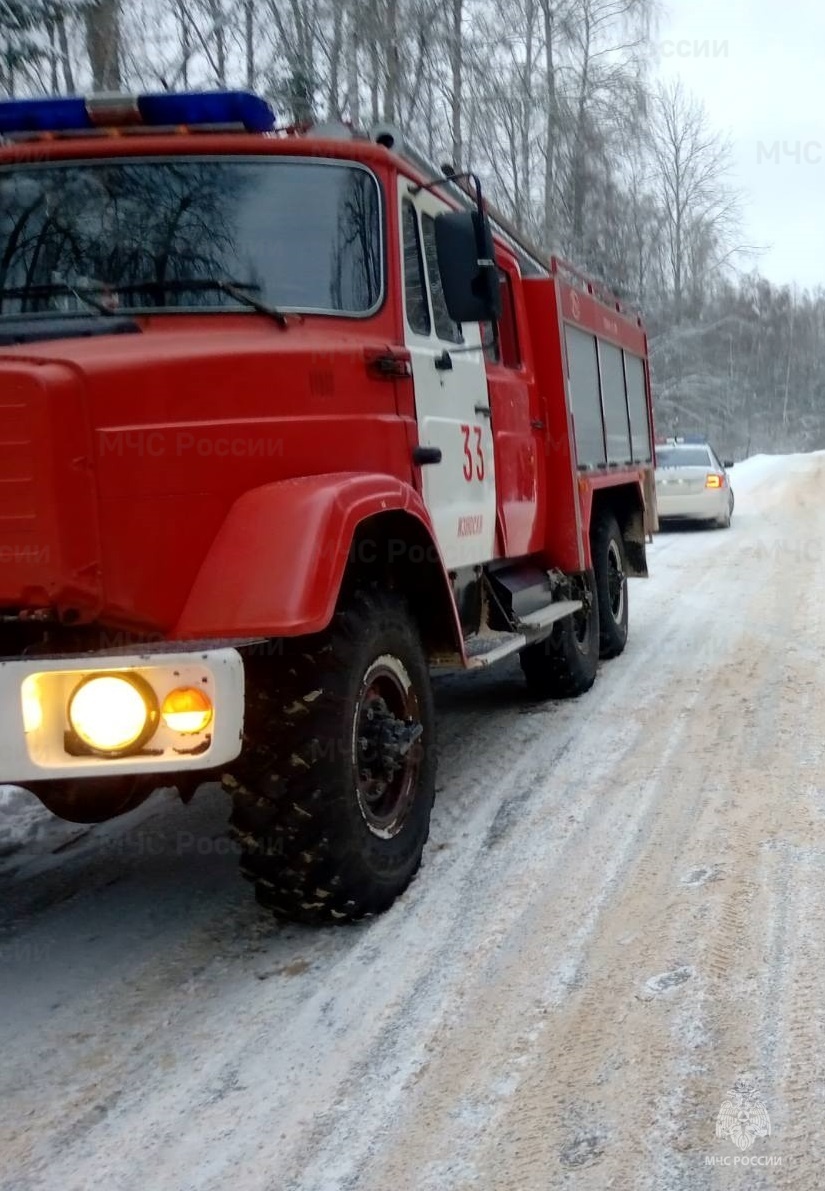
{"left": 483, "top": 260, "right": 543, "bottom": 558}
{"left": 397, "top": 180, "right": 497, "bottom": 570}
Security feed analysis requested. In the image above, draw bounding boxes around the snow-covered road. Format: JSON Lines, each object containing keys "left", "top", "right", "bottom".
{"left": 3, "top": 453, "right": 825, "bottom": 1190}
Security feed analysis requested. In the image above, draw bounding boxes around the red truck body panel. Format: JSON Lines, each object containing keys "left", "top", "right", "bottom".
{"left": 518, "top": 269, "right": 652, "bottom": 575}
{"left": 0, "top": 317, "right": 419, "bottom": 632}
{"left": 0, "top": 361, "right": 102, "bottom": 615}
{"left": 175, "top": 472, "right": 441, "bottom": 638}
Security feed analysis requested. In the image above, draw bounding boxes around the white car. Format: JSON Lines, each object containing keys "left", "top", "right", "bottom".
{"left": 655, "top": 441, "right": 735, "bottom": 528}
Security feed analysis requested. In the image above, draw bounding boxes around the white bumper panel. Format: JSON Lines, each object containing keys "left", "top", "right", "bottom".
{"left": 0, "top": 647, "right": 244, "bottom": 783}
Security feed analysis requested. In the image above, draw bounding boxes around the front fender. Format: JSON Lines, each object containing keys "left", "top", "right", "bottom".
{"left": 175, "top": 473, "right": 439, "bottom": 638}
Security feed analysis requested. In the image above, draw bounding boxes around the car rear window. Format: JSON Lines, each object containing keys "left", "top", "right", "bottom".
{"left": 656, "top": 447, "right": 712, "bottom": 468}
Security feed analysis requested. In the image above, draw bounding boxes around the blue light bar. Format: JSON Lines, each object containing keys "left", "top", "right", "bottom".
{"left": 138, "top": 91, "right": 275, "bottom": 132}
{"left": 0, "top": 90, "right": 276, "bottom": 136}
{"left": 0, "top": 96, "right": 91, "bottom": 134}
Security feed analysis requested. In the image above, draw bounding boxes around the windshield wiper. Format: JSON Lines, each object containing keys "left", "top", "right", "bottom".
{"left": 0, "top": 282, "right": 119, "bottom": 316}
{"left": 212, "top": 279, "right": 289, "bottom": 328}
{"left": 0, "top": 278, "right": 290, "bottom": 328}
{"left": 128, "top": 278, "right": 288, "bottom": 328}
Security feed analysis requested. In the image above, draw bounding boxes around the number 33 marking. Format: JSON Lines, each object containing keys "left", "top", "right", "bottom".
{"left": 461, "top": 424, "right": 485, "bottom": 482}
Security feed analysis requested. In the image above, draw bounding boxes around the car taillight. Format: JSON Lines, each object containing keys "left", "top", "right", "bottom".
{"left": 705, "top": 474, "right": 724, "bottom": 489}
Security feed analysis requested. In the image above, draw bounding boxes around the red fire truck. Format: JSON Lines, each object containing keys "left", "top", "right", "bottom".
{"left": 0, "top": 90, "right": 657, "bottom": 923}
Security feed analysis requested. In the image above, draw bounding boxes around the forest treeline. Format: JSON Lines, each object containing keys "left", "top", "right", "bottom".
{"left": 2, "top": 0, "right": 821, "bottom": 457}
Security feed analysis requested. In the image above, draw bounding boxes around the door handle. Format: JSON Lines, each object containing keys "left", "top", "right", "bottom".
{"left": 475, "top": 404, "right": 492, "bottom": 418}
{"left": 434, "top": 350, "right": 453, "bottom": 371}
{"left": 412, "top": 446, "right": 443, "bottom": 466}
{"left": 364, "top": 347, "right": 412, "bottom": 379}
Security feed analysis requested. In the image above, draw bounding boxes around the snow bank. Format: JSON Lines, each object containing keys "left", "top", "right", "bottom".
{"left": 0, "top": 785, "right": 56, "bottom": 861}
{"left": 728, "top": 450, "right": 825, "bottom": 494}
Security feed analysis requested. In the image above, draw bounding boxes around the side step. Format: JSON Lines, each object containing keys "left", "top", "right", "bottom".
{"left": 465, "top": 599, "right": 581, "bottom": 669}
{"left": 519, "top": 599, "right": 581, "bottom": 631}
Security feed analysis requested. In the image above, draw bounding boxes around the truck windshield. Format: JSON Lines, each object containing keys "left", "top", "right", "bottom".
{"left": 0, "top": 158, "right": 382, "bottom": 318}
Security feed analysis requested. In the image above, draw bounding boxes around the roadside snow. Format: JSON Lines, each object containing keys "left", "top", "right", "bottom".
{"left": 725, "top": 449, "right": 825, "bottom": 493}
{"left": 0, "top": 786, "right": 50, "bottom": 859}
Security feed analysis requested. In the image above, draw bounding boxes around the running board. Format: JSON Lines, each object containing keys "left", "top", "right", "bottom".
{"left": 518, "top": 599, "right": 581, "bottom": 632}
{"left": 465, "top": 600, "right": 581, "bottom": 669}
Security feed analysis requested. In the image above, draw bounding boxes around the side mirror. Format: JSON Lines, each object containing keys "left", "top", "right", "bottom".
{"left": 723, "top": 459, "right": 734, "bottom": 469}
{"left": 434, "top": 209, "right": 502, "bottom": 325}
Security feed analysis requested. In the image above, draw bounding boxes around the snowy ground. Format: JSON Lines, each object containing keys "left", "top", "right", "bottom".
{"left": 3, "top": 453, "right": 825, "bottom": 1190}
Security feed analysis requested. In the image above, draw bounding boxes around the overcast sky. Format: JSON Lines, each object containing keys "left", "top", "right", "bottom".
{"left": 657, "top": 0, "right": 825, "bottom": 291}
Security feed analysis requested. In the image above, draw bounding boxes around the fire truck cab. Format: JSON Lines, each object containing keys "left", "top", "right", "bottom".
{"left": 0, "top": 90, "right": 656, "bottom": 923}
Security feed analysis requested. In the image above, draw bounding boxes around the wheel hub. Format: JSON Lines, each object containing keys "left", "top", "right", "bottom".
{"left": 358, "top": 697, "right": 423, "bottom": 791}
{"left": 607, "top": 540, "right": 626, "bottom": 620}
{"left": 353, "top": 657, "right": 424, "bottom": 838}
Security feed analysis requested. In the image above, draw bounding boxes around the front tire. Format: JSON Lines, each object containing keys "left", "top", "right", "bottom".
{"left": 592, "top": 512, "right": 629, "bottom": 659}
{"left": 519, "top": 572, "right": 600, "bottom": 699}
{"left": 225, "top": 590, "right": 436, "bottom": 925}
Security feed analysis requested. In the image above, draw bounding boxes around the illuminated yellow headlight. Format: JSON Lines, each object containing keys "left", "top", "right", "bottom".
{"left": 68, "top": 673, "right": 157, "bottom": 755}
{"left": 161, "top": 687, "right": 213, "bottom": 734}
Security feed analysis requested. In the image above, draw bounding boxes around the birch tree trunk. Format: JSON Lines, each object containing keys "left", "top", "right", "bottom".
{"left": 449, "top": 0, "right": 463, "bottom": 168}
{"left": 245, "top": 0, "right": 256, "bottom": 90}
{"left": 57, "top": 12, "right": 75, "bottom": 93}
{"left": 327, "top": 0, "right": 344, "bottom": 118}
{"left": 84, "top": 0, "right": 122, "bottom": 91}
{"left": 540, "top": 0, "right": 558, "bottom": 250}
{"left": 384, "top": 0, "right": 400, "bottom": 121}
{"left": 346, "top": 1, "right": 360, "bottom": 127}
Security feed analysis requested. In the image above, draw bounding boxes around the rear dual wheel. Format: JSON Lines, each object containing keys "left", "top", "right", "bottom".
{"left": 520, "top": 570, "right": 600, "bottom": 699}
{"left": 519, "top": 510, "right": 630, "bottom": 699}
{"left": 591, "top": 512, "right": 629, "bottom": 659}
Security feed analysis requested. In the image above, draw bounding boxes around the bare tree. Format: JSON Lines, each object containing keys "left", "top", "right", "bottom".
{"left": 649, "top": 80, "right": 739, "bottom": 322}
{"left": 564, "top": 0, "right": 650, "bottom": 260}
{"left": 4, "top": 0, "right": 799, "bottom": 456}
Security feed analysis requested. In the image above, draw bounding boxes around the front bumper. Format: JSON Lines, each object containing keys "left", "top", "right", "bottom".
{"left": 0, "top": 646, "right": 244, "bottom": 783}
{"left": 656, "top": 487, "right": 730, "bottom": 521}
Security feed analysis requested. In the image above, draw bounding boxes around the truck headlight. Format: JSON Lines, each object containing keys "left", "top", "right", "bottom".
{"left": 67, "top": 673, "right": 158, "bottom": 755}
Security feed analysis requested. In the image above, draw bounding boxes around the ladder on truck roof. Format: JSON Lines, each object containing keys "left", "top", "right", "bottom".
{"left": 370, "top": 123, "right": 640, "bottom": 325}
